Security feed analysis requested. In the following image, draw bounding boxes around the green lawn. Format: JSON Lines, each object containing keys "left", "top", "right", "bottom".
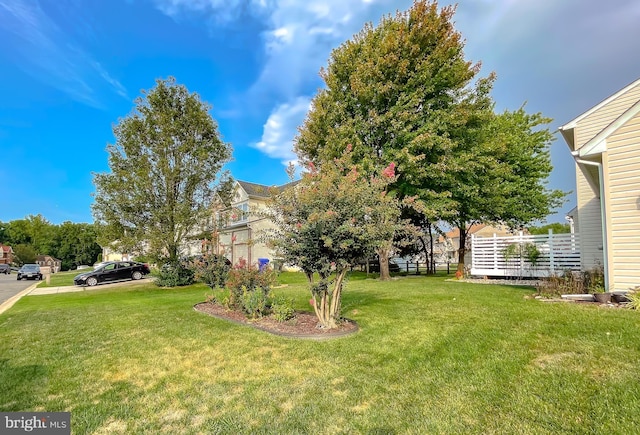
{"left": 1, "top": 274, "right": 639, "bottom": 433}
{"left": 38, "top": 269, "right": 86, "bottom": 287}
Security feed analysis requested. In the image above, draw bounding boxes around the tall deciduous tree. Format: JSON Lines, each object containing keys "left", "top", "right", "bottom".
{"left": 92, "top": 77, "right": 232, "bottom": 264}
{"left": 295, "top": 1, "right": 483, "bottom": 276}
{"left": 265, "top": 149, "right": 410, "bottom": 328}
{"left": 296, "top": 0, "right": 564, "bottom": 273}
{"left": 442, "top": 108, "right": 565, "bottom": 271}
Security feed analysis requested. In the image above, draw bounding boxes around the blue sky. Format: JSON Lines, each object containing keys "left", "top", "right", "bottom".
{"left": 1, "top": 0, "right": 639, "bottom": 225}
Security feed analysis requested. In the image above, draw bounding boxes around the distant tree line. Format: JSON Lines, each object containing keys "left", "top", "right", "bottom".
{"left": 527, "top": 222, "right": 570, "bottom": 235}
{"left": 0, "top": 215, "right": 102, "bottom": 270}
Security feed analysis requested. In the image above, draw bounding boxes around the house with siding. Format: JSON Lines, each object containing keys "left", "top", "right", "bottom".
{"left": 214, "top": 180, "right": 296, "bottom": 266}
{"left": 437, "top": 223, "right": 515, "bottom": 265}
{"left": 36, "top": 255, "right": 62, "bottom": 273}
{"left": 559, "top": 77, "right": 640, "bottom": 292}
{"left": 0, "top": 244, "right": 13, "bottom": 265}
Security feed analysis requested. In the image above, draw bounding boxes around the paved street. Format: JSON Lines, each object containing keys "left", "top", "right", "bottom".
{"left": 0, "top": 272, "right": 39, "bottom": 305}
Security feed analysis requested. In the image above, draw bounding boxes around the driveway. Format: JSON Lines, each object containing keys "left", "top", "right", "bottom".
{"left": 0, "top": 272, "right": 39, "bottom": 305}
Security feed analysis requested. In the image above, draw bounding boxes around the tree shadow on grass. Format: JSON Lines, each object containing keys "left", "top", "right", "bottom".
{"left": 0, "top": 359, "right": 49, "bottom": 411}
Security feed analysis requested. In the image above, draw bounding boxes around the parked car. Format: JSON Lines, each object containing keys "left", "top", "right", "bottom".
{"left": 74, "top": 261, "right": 151, "bottom": 287}
{"left": 0, "top": 264, "right": 11, "bottom": 274}
{"left": 359, "top": 259, "right": 401, "bottom": 273}
{"left": 17, "top": 264, "right": 43, "bottom": 280}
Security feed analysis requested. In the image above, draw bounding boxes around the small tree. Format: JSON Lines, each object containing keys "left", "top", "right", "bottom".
{"left": 266, "top": 148, "right": 410, "bottom": 328}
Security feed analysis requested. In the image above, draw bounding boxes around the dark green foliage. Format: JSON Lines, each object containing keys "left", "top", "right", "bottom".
{"left": 295, "top": 1, "right": 566, "bottom": 273}
{"left": 155, "top": 262, "right": 195, "bottom": 287}
{"left": 12, "top": 244, "right": 37, "bottom": 265}
{"left": 92, "top": 77, "right": 233, "bottom": 264}
{"left": 528, "top": 223, "right": 571, "bottom": 235}
{"left": 0, "top": 217, "right": 101, "bottom": 270}
{"left": 582, "top": 264, "right": 605, "bottom": 294}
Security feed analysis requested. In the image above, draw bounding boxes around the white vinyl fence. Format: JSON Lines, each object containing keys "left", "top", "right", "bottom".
{"left": 471, "top": 231, "right": 580, "bottom": 278}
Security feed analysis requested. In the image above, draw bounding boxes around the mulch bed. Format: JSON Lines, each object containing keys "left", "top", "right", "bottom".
{"left": 193, "top": 302, "right": 359, "bottom": 340}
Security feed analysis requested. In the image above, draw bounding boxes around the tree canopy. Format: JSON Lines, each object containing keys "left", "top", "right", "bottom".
{"left": 0, "top": 216, "right": 102, "bottom": 269}
{"left": 92, "top": 77, "right": 233, "bottom": 264}
{"left": 295, "top": 0, "right": 564, "bottom": 272}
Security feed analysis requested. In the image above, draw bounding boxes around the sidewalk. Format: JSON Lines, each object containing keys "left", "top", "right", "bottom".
{"left": 29, "top": 285, "right": 87, "bottom": 295}
{"left": 29, "top": 278, "right": 154, "bottom": 295}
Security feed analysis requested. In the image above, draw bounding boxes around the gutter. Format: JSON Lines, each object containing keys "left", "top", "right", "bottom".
{"left": 573, "top": 156, "right": 609, "bottom": 291}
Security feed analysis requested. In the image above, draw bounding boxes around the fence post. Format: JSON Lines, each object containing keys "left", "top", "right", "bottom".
{"left": 548, "top": 229, "right": 555, "bottom": 275}
{"left": 492, "top": 233, "right": 498, "bottom": 272}
{"left": 519, "top": 231, "right": 524, "bottom": 275}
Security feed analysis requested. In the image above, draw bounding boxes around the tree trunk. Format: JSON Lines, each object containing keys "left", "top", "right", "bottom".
{"left": 377, "top": 247, "right": 391, "bottom": 281}
{"left": 308, "top": 271, "right": 346, "bottom": 329}
{"left": 429, "top": 226, "right": 435, "bottom": 274}
{"left": 457, "top": 225, "right": 468, "bottom": 274}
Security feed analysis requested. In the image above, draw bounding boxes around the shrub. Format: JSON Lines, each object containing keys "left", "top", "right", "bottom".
{"left": 536, "top": 265, "right": 606, "bottom": 297}
{"left": 627, "top": 287, "right": 640, "bottom": 310}
{"left": 155, "top": 262, "right": 195, "bottom": 287}
{"left": 582, "top": 264, "right": 605, "bottom": 294}
{"left": 271, "top": 296, "right": 295, "bottom": 322}
{"left": 192, "top": 253, "right": 231, "bottom": 289}
{"left": 225, "top": 259, "right": 276, "bottom": 317}
{"left": 241, "top": 288, "right": 270, "bottom": 319}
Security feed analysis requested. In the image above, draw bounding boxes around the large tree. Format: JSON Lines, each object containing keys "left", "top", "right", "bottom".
{"left": 296, "top": 0, "right": 564, "bottom": 273}
{"left": 93, "top": 77, "right": 232, "bottom": 264}
{"left": 295, "top": 1, "right": 483, "bottom": 276}
{"left": 442, "top": 108, "right": 565, "bottom": 271}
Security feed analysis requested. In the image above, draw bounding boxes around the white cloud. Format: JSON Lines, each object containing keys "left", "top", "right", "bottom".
{"left": 252, "top": 96, "right": 311, "bottom": 165}
{"left": 151, "top": 0, "right": 640, "bottom": 176}
{"left": 151, "top": 0, "right": 268, "bottom": 22}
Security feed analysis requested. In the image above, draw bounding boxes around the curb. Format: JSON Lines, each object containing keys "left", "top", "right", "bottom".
{"left": 0, "top": 282, "right": 40, "bottom": 315}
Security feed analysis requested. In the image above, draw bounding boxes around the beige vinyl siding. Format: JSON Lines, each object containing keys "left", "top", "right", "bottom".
{"left": 575, "top": 163, "right": 605, "bottom": 269}
{"left": 247, "top": 199, "right": 278, "bottom": 261}
{"left": 576, "top": 83, "right": 640, "bottom": 149}
{"left": 605, "top": 111, "right": 640, "bottom": 290}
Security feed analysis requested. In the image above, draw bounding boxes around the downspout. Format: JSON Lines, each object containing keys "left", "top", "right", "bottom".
{"left": 574, "top": 157, "right": 609, "bottom": 291}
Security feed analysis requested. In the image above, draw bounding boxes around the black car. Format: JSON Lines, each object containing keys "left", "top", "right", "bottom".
{"left": 17, "top": 264, "right": 43, "bottom": 280}
{"left": 0, "top": 264, "right": 10, "bottom": 274}
{"left": 359, "top": 259, "right": 401, "bottom": 273}
{"left": 74, "top": 261, "right": 151, "bottom": 286}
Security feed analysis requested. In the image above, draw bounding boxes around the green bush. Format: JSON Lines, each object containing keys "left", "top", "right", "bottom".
{"left": 225, "top": 259, "right": 276, "bottom": 317}
{"left": 271, "top": 296, "right": 295, "bottom": 322}
{"left": 627, "top": 287, "right": 640, "bottom": 310}
{"left": 240, "top": 288, "right": 270, "bottom": 319}
{"left": 155, "top": 262, "right": 195, "bottom": 287}
{"left": 192, "top": 254, "right": 231, "bottom": 289}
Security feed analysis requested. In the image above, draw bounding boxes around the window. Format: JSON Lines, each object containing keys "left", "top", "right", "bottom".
{"left": 230, "top": 202, "right": 249, "bottom": 224}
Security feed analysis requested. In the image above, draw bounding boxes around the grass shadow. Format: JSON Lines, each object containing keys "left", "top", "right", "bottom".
{"left": 0, "top": 359, "right": 49, "bottom": 411}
